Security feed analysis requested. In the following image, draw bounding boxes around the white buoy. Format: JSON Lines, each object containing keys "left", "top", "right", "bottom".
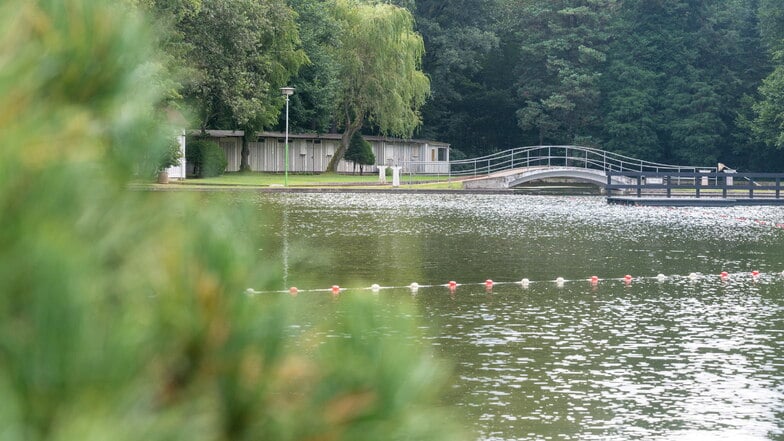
{"left": 555, "top": 277, "right": 565, "bottom": 287}
{"left": 656, "top": 274, "right": 667, "bottom": 282}
{"left": 371, "top": 284, "right": 381, "bottom": 292}
{"left": 688, "top": 272, "right": 699, "bottom": 280}
{"left": 520, "top": 278, "right": 530, "bottom": 288}
{"left": 409, "top": 282, "right": 420, "bottom": 291}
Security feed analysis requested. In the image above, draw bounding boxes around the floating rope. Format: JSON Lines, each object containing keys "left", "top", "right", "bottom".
{"left": 245, "top": 270, "right": 784, "bottom": 295}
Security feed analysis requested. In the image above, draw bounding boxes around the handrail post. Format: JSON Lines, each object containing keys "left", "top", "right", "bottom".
{"left": 666, "top": 175, "right": 672, "bottom": 198}
{"left": 637, "top": 172, "right": 642, "bottom": 199}
{"left": 777, "top": 178, "right": 781, "bottom": 199}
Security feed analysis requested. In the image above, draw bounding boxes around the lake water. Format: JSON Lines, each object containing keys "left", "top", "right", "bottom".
{"left": 252, "top": 192, "right": 784, "bottom": 440}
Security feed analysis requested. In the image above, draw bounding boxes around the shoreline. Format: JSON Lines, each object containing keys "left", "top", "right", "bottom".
{"left": 132, "top": 182, "right": 518, "bottom": 195}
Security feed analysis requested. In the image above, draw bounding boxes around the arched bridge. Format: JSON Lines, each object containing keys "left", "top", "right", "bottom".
{"left": 403, "top": 145, "right": 714, "bottom": 190}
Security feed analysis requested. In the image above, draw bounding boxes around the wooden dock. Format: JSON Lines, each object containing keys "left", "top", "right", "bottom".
{"left": 606, "top": 171, "right": 784, "bottom": 206}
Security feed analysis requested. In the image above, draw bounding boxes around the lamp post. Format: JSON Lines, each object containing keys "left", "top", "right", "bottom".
{"left": 280, "top": 86, "right": 295, "bottom": 186}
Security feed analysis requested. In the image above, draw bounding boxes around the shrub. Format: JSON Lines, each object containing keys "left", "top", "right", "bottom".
{"left": 158, "top": 138, "right": 183, "bottom": 172}
{"left": 186, "top": 138, "right": 228, "bottom": 177}
{"left": 345, "top": 132, "right": 376, "bottom": 174}
{"left": 0, "top": 1, "right": 468, "bottom": 440}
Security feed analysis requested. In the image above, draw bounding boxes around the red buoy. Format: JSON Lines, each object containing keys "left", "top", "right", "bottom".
{"left": 289, "top": 286, "right": 298, "bottom": 295}
{"left": 485, "top": 279, "right": 494, "bottom": 288}
{"left": 331, "top": 285, "right": 340, "bottom": 294}
{"left": 752, "top": 270, "right": 760, "bottom": 277}
{"left": 590, "top": 275, "right": 599, "bottom": 285}
{"left": 624, "top": 274, "right": 632, "bottom": 284}
{"left": 720, "top": 271, "right": 729, "bottom": 279}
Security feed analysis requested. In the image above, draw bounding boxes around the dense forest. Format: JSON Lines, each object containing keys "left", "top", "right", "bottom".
{"left": 142, "top": 0, "right": 784, "bottom": 171}
{"left": 415, "top": 0, "right": 784, "bottom": 171}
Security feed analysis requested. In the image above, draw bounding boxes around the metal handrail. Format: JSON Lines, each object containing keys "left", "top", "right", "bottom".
{"left": 399, "top": 145, "right": 715, "bottom": 178}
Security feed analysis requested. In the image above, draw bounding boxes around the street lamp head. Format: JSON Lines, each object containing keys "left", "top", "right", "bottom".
{"left": 280, "top": 86, "right": 295, "bottom": 96}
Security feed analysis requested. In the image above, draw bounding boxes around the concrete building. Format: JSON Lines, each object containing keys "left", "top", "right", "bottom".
{"left": 193, "top": 130, "right": 449, "bottom": 174}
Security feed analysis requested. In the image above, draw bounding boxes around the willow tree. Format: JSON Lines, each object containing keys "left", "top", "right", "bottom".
{"left": 326, "top": 0, "right": 429, "bottom": 172}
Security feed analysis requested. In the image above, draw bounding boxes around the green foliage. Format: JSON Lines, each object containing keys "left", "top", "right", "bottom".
{"left": 186, "top": 139, "right": 228, "bottom": 177}
{"left": 0, "top": 2, "right": 468, "bottom": 440}
{"left": 415, "top": 0, "right": 506, "bottom": 153}
{"left": 596, "top": 0, "right": 768, "bottom": 166}
{"left": 750, "top": 55, "right": 784, "bottom": 149}
{"left": 158, "top": 137, "right": 183, "bottom": 171}
{"left": 759, "top": 0, "right": 784, "bottom": 55}
{"left": 504, "top": 0, "right": 613, "bottom": 145}
{"left": 286, "top": 0, "right": 341, "bottom": 133}
{"left": 345, "top": 132, "right": 376, "bottom": 173}
{"left": 412, "top": 0, "right": 784, "bottom": 169}
{"left": 143, "top": 0, "right": 307, "bottom": 171}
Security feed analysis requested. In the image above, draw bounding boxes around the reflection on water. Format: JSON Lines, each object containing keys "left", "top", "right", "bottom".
{"left": 252, "top": 193, "right": 784, "bottom": 440}
{"left": 409, "top": 280, "right": 784, "bottom": 440}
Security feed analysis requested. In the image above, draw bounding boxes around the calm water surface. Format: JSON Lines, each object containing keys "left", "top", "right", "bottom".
{"left": 254, "top": 193, "right": 784, "bottom": 440}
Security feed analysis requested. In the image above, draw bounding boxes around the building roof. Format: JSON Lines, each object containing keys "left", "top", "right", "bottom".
{"left": 190, "top": 130, "right": 449, "bottom": 148}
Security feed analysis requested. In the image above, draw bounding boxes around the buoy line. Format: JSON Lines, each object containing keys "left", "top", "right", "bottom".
{"left": 245, "top": 270, "right": 784, "bottom": 295}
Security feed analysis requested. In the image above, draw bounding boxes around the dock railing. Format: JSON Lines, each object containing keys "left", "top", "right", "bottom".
{"left": 606, "top": 171, "right": 784, "bottom": 200}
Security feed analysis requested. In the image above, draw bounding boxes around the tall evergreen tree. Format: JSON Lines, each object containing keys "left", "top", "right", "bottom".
{"left": 746, "top": 0, "right": 784, "bottom": 165}
{"left": 415, "top": 0, "right": 516, "bottom": 156}
{"left": 601, "top": 0, "right": 766, "bottom": 166}
{"left": 504, "top": 0, "right": 615, "bottom": 146}
{"left": 286, "top": 0, "right": 341, "bottom": 133}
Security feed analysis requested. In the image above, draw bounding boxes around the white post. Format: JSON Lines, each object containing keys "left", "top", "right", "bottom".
{"left": 391, "top": 166, "right": 402, "bottom": 187}
{"left": 377, "top": 165, "right": 388, "bottom": 184}
{"left": 166, "top": 131, "right": 187, "bottom": 180}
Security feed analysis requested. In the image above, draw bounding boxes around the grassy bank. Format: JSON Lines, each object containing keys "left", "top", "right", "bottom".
{"left": 164, "top": 172, "right": 463, "bottom": 190}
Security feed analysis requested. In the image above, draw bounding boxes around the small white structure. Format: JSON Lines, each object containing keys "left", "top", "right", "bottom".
{"left": 191, "top": 130, "right": 450, "bottom": 175}
{"left": 391, "top": 166, "right": 402, "bottom": 187}
{"left": 377, "top": 165, "right": 388, "bottom": 183}
{"left": 166, "top": 131, "right": 187, "bottom": 180}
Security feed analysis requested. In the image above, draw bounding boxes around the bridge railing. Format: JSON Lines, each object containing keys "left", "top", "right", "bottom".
{"left": 398, "top": 145, "right": 715, "bottom": 179}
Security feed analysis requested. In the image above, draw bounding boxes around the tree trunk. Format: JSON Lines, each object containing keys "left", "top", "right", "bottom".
{"left": 240, "top": 136, "right": 251, "bottom": 172}
{"left": 326, "top": 117, "right": 363, "bottom": 172}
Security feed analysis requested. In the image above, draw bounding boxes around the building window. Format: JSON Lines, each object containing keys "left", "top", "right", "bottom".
{"left": 437, "top": 148, "right": 447, "bottom": 161}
